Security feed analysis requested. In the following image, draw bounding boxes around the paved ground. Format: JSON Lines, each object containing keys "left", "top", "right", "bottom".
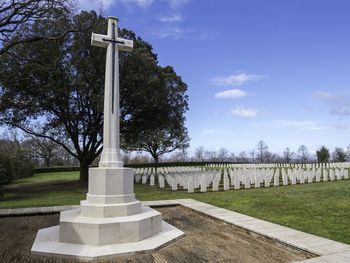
{"left": 0, "top": 205, "right": 311, "bottom": 263}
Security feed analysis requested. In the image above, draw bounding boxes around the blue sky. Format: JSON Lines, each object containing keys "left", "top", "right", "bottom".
{"left": 79, "top": 0, "right": 350, "bottom": 155}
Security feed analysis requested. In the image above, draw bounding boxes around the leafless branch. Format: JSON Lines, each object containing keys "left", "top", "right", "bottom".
{"left": 0, "top": 0, "right": 96, "bottom": 55}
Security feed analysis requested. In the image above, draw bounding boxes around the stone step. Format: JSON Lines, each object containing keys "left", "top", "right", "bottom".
{"left": 80, "top": 200, "right": 142, "bottom": 217}
{"left": 59, "top": 206, "right": 162, "bottom": 246}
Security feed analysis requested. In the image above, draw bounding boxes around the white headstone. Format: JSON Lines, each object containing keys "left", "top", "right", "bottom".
{"left": 142, "top": 174, "right": 148, "bottom": 184}
{"left": 171, "top": 176, "right": 178, "bottom": 191}
{"left": 150, "top": 174, "right": 155, "bottom": 186}
{"left": 188, "top": 177, "right": 194, "bottom": 193}
{"left": 158, "top": 174, "right": 165, "bottom": 188}
{"left": 200, "top": 173, "right": 207, "bottom": 192}
{"left": 274, "top": 171, "right": 279, "bottom": 187}
{"left": 223, "top": 174, "right": 230, "bottom": 191}
{"left": 135, "top": 174, "right": 142, "bottom": 183}
{"left": 323, "top": 169, "right": 328, "bottom": 182}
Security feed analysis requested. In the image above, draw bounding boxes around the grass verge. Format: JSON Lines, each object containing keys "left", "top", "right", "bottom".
{"left": 1, "top": 171, "right": 350, "bottom": 244}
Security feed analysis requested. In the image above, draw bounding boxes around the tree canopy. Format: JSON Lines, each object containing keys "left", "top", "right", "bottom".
{"left": 317, "top": 146, "right": 330, "bottom": 163}
{"left": 0, "top": 10, "right": 190, "bottom": 180}
{"left": 0, "top": 0, "right": 88, "bottom": 55}
{"left": 120, "top": 45, "right": 190, "bottom": 169}
{"left": 332, "top": 147, "right": 347, "bottom": 162}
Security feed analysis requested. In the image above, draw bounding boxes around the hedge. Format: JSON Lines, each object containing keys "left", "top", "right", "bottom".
{"left": 33, "top": 161, "right": 245, "bottom": 174}
{"left": 34, "top": 166, "right": 94, "bottom": 174}
{"left": 124, "top": 161, "right": 241, "bottom": 168}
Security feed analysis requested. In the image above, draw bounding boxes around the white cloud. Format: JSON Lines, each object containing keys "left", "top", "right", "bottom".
{"left": 157, "top": 14, "right": 183, "bottom": 22}
{"left": 214, "top": 89, "right": 248, "bottom": 99}
{"left": 211, "top": 72, "right": 267, "bottom": 87}
{"left": 311, "top": 91, "right": 338, "bottom": 101}
{"left": 311, "top": 91, "right": 350, "bottom": 117}
{"left": 203, "top": 129, "right": 215, "bottom": 135}
{"left": 272, "top": 120, "right": 317, "bottom": 128}
{"left": 78, "top": 0, "right": 115, "bottom": 11}
{"left": 120, "top": 0, "right": 154, "bottom": 8}
{"left": 330, "top": 108, "right": 350, "bottom": 117}
{"left": 203, "top": 129, "right": 234, "bottom": 135}
{"left": 152, "top": 25, "right": 185, "bottom": 39}
{"left": 168, "top": 0, "right": 191, "bottom": 9}
{"left": 78, "top": 0, "right": 191, "bottom": 12}
{"left": 78, "top": 0, "right": 153, "bottom": 10}
{"left": 229, "top": 105, "right": 257, "bottom": 118}
{"left": 269, "top": 120, "right": 328, "bottom": 130}
{"left": 334, "top": 124, "right": 350, "bottom": 133}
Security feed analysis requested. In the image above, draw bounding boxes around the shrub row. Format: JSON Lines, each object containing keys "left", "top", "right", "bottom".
{"left": 34, "top": 165, "right": 97, "bottom": 174}
{"left": 33, "top": 161, "right": 243, "bottom": 174}
{"left": 125, "top": 161, "right": 240, "bottom": 168}
{"left": 0, "top": 153, "right": 33, "bottom": 185}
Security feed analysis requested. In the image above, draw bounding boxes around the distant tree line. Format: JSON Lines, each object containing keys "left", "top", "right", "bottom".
{"left": 120, "top": 140, "right": 350, "bottom": 164}
{"left": 166, "top": 141, "right": 349, "bottom": 164}
{"left": 0, "top": 130, "right": 80, "bottom": 185}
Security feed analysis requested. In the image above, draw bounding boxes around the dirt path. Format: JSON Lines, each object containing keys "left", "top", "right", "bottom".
{"left": 0, "top": 206, "right": 312, "bottom": 263}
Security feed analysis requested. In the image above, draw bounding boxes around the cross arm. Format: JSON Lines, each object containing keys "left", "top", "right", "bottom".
{"left": 91, "top": 33, "right": 108, "bottom": 48}
{"left": 117, "top": 38, "right": 133, "bottom": 52}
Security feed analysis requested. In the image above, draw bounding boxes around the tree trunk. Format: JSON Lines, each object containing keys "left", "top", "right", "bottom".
{"left": 44, "top": 157, "right": 50, "bottom": 167}
{"left": 153, "top": 155, "right": 158, "bottom": 175}
{"left": 79, "top": 160, "right": 89, "bottom": 182}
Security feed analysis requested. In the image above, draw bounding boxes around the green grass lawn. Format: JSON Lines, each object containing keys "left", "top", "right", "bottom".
{"left": 9, "top": 171, "right": 80, "bottom": 185}
{"left": 1, "top": 171, "right": 350, "bottom": 245}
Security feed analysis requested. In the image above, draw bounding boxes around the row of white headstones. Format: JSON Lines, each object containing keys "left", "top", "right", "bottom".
{"left": 206, "top": 162, "right": 350, "bottom": 169}
{"left": 133, "top": 163, "right": 350, "bottom": 193}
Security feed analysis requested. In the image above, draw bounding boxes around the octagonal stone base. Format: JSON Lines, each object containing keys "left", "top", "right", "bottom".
{"left": 80, "top": 200, "right": 142, "bottom": 217}
{"left": 31, "top": 221, "right": 184, "bottom": 261}
{"left": 31, "top": 166, "right": 184, "bottom": 260}
{"left": 60, "top": 206, "right": 162, "bottom": 245}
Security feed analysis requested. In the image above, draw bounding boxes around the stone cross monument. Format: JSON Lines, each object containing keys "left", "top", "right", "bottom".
{"left": 91, "top": 16, "right": 132, "bottom": 168}
{"left": 31, "top": 16, "right": 184, "bottom": 260}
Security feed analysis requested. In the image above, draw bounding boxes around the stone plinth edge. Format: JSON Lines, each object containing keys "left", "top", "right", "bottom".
{"left": 59, "top": 206, "right": 162, "bottom": 246}
{"left": 31, "top": 220, "right": 184, "bottom": 261}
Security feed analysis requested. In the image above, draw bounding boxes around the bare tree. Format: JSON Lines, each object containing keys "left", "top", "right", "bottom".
{"left": 237, "top": 151, "right": 249, "bottom": 162}
{"left": 256, "top": 140, "right": 269, "bottom": 163}
{"left": 23, "top": 134, "right": 59, "bottom": 167}
{"left": 228, "top": 152, "right": 235, "bottom": 162}
{"left": 249, "top": 149, "right": 256, "bottom": 163}
{"left": 194, "top": 146, "right": 206, "bottom": 161}
{"left": 169, "top": 149, "right": 188, "bottom": 162}
{"left": 121, "top": 150, "right": 132, "bottom": 165}
{"left": 332, "top": 147, "right": 346, "bottom": 162}
{"left": 129, "top": 152, "right": 151, "bottom": 164}
{"left": 217, "top": 147, "right": 229, "bottom": 162}
{"left": 53, "top": 144, "right": 77, "bottom": 165}
{"left": 265, "top": 151, "right": 277, "bottom": 163}
{"left": 347, "top": 144, "right": 350, "bottom": 161}
{"left": 297, "top": 145, "right": 309, "bottom": 163}
{"left": 204, "top": 150, "right": 217, "bottom": 161}
{"left": 283, "top": 147, "right": 295, "bottom": 163}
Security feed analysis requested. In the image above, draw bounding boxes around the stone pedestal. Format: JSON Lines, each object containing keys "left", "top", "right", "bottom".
{"left": 31, "top": 167, "right": 184, "bottom": 260}
{"left": 31, "top": 16, "right": 184, "bottom": 260}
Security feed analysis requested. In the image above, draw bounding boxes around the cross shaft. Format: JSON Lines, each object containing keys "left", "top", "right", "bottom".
{"left": 91, "top": 16, "right": 133, "bottom": 168}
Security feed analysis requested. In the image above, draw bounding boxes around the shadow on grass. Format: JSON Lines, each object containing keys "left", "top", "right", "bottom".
{"left": 2, "top": 180, "right": 88, "bottom": 202}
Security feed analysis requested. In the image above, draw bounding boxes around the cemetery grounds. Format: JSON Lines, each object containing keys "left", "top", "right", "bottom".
{"left": 1, "top": 165, "right": 350, "bottom": 245}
